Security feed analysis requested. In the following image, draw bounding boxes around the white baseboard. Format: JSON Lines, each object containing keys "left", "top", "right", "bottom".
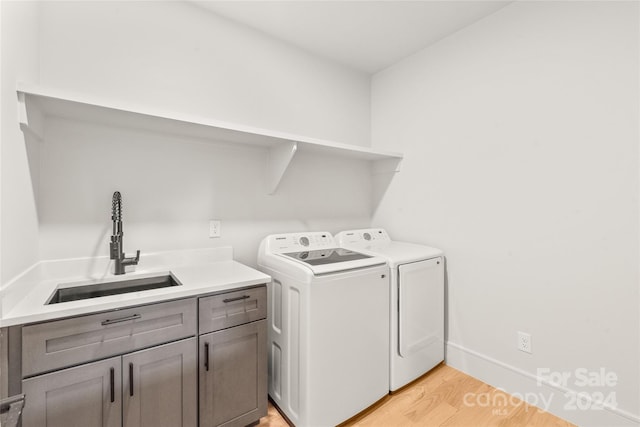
{"left": 445, "top": 341, "right": 640, "bottom": 427}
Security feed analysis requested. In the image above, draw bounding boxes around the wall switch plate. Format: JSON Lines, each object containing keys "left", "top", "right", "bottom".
{"left": 209, "top": 220, "right": 221, "bottom": 238}
{"left": 517, "top": 331, "right": 532, "bottom": 353}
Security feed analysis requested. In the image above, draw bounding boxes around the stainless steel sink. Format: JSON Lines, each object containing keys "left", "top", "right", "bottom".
{"left": 46, "top": 273, "right": 182, "bottom": 305}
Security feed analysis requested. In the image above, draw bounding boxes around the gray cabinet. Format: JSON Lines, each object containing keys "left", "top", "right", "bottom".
{"left": 22, "top": 338, "right": 196, "bottom": 427}
{"left": 20, "top": 298, "right": 197, "bottom": 427}
{"left": 198, "top": 285, "right": 268, "bottom": 427}
{"left": 15, "top": 286, "right": 268, "bottom": 427}
{"left": 199, "top": 321, "right": 267, "bottom": 427}
{"left": 22, "top": 356, "right": 122, "bottom": 427}
{"left": 123, "top": 338, "right": 197, "bottom": 427}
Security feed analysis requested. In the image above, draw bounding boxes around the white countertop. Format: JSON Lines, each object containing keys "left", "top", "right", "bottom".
{"left": 0, "top": 247, "right": 271, "bottom": 327}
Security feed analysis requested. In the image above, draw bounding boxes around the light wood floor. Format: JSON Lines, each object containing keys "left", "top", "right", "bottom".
{"left": 258, "top": 364, "right": 575, "bottom": 427}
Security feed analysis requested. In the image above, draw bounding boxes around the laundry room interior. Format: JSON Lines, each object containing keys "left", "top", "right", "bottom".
{"left": 1, "top": 1, "right": 638, "bottom": 427}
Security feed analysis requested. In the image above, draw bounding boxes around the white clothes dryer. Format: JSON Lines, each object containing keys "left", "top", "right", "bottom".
{"left": 258, "top": 232, "right": 389, "bottom": 426}
{"left": 336, "top": 228, "right": 444, "bottom": 392}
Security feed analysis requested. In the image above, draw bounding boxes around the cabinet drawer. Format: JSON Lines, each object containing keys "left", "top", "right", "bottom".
{"left": 199, "top": 286, "right": 266, "bottom": 334}
{"left": 22, "top": 298, "right": 197, "bottom": 377}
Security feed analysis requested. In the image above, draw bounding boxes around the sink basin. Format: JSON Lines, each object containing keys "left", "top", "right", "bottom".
{"left": 46, "top": 274, "right": 182, "bottom": 305}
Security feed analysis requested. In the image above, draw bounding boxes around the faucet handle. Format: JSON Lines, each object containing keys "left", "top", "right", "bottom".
{"left": 122, "top": 250, "right": 140, "bottom": 265}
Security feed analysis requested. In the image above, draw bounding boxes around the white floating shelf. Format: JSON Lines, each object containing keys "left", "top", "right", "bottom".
{"left": 17, "top": 83, "right": 402, "bottom": 194}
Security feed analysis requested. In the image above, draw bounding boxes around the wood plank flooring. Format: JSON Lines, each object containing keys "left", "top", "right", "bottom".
{"left": 258, "top": 364, "right": 575, "bottom": 427}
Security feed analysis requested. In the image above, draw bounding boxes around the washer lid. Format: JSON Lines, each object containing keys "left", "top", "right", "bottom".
{"left": 278, "top": 248, "right": 385, "bottom": 274}
{"left": 283, "top": 248, "right": 372, "bottom": 265}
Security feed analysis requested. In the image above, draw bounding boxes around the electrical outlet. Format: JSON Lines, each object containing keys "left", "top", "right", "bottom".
{"left": 517, "top": 331, "right": 532, "bottom": 354}
{"left": 209, "top": 220, "right": 221, "bottom": 238}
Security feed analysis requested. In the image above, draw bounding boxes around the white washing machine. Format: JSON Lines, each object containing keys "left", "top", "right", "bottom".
{"left": 335, "top": 228, "right": 444, "bottom": 392}
{"left": 258, "top": 232, "right": 389, "bottom": 426}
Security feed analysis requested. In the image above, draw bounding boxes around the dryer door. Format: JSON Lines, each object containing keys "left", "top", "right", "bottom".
{"left": 398, "top": 257, "right": 444, "bottom": 357}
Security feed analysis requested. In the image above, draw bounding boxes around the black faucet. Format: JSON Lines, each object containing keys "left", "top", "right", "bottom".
{"left": 110, "top": 191, "right": 140, "bottom": 275}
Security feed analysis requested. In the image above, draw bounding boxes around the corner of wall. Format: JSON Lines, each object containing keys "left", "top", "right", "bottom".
{"left": 0, "top": 0, "right": 41, "bottom": 286}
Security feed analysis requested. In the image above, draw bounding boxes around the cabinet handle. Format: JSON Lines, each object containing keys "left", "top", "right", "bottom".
{"left": 110, "top": 367, "right": 115, "bottom": 403}
{"left": 222, "top": 295, "right": 250, "bottom": 303}
{"left": 129, "top": 363, "right": 134, "bottom": 397}
{"left": 204, "top": 342, "right": 209, "bottom": 371}
{"left": 101, "top": 313, "right": 141, "bottom": 326}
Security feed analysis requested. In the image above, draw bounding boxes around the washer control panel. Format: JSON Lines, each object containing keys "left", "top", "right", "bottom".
{"left": 266, "top": 232, "right": 335, "bottom": 253}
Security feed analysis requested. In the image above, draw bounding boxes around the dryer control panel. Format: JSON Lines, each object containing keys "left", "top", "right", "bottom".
{"left": 264, "top": 232, "right": 335, "bottom": 253}
{"left": 336, "top": 228, "right": 390, "bottom": 246}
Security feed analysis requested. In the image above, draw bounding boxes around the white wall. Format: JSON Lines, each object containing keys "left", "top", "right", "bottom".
{"left": 37, "top": 116, "right": 372, "bottom": 267}
{"left": 39, "top": 1, "right": 370, "bottom": 147}
{"left": 372, "top": 1, "right": 639, "bottom": 425}
{"left": 1, "top": 1, "right": 40, "bottom": 286}
{"left": 0, "top": 0, "right": 374, "bottom": 279}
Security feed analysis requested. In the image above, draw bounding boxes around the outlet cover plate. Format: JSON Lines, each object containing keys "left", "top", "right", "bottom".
{"left": 209, "top": 220, "right": 221, "bottom": 238}
{"left": 517, "top": 331, "right": 532, "bottom": 354}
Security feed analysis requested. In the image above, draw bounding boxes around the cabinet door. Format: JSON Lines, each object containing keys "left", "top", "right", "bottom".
{"left": 22, "top": 356, "right": 121, "bottom": 427}
{"left": 122, "top": 337, "right": 197, "bottom": 427}
{"left": 199, "top": 320, "right": 267, "bottom": 427}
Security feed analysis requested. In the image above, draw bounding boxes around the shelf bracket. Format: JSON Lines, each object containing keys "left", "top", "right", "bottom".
{"left": 266, "top": 141, "right": 298, "bottom": 194}
{"left": 372, "top": 157, "right": 402, "bottom": 174}
{"left": 17, "top": 90, "right": 44, "bottom": 141}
